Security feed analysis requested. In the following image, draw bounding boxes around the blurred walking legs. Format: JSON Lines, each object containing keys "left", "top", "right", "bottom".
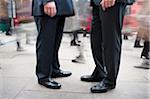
{"left": 72, "top": 34, "right": 86, "bottom": 63}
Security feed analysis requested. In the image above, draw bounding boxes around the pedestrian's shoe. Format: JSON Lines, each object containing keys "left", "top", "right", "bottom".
{"left": 70, "top": 40, "right": 80, "bottom": 46}
{"left": 38, "top": 79, "right": 61, "bottom": 89}
{"left": 134, "top": 40, "right": 143, "bottom": 48}
{"left": 91, "top": 79, "right": 116, "bottom": 93}
{"left": 141, "top": 42, "right": 150, "bottom": 59}
{"left": 134, "top": 59, "right": 150, "bottom": 69}
{"left": 123, "top": 35, "right": 128, "bottom": 40}
{"left": 134, "top": 44, "right": 143, "bottom": 48}
{"left": 72, "top": 55, "right": 85, "bottom": 64}
{"left": 52, "top": 70, "right": 72, "bottom": 78}
{"left": 17, "top": 47, "right": 25, "bottom": 52}
{"left": 80, "top": 75, "right": 101, "bottom": 82}
{"left": 72, "top": 59, "right": 85, "bottom": 63}
{"left": 6, "top": 32, "right": 12, "bottom": 36}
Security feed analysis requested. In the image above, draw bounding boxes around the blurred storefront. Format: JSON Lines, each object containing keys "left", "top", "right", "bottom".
{"left": 15, "top": 0, "right": 33, "bottom": 23}
{"left": 0, "top": 0, "right": 9, "bottom": 32}
{"left": 0, "top": 0, "right": 9, "bottom": 19}
{"left": 0, "top": 0, "right": 33, "bottom": 32}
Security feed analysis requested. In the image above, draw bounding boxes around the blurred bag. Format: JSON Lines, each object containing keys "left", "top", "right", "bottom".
{"left": 55, "top": 0, "right": 75, "bottom": 16}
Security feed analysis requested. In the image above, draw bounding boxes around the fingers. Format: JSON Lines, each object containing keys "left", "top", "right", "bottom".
{"left": 111, "top": 0, "right": 116, "bottom": 6}
{"left": 104, "top": 0, "right": 112, "bottom": 8}
{"left": 100, "top": 0, "right": 116, "bottom": 11}
{"left": 44, "top": 2, "right": 57, "bottom": 17}
{"left": 100, "top": 0, "right": 105, "bottom": 11}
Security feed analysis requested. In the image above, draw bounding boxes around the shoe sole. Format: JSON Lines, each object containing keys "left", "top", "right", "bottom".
{"left": 52, "top": 73, "right": 72, "bottom": 78}
{"left": 72, "top": 60, "right": 85, "bottom": 64}
{"left": 91, "top": 86, "right": 116, "bottom": 93}
{"left": 38, "top": 83, "right": 61, "bottom": 89}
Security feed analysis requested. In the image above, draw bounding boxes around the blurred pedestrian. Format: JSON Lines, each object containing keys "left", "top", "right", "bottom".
{"left": 32, "top": 0, "right": 74, "bottom": 89}
{"left": 14, "top": 18, "right": 25, "bottom": 52}
{"left": 134, "top": 6, "right": 150, "bottom": 69}
{"left": 81, "top": 0, "right": 135, "bottom": 93}
{"left": 64, "top": 0, "right": 89, "bottom": 63}
{"left": 133, "top": 32, "right": 143, "bottom": 48}
{"left": 137, "top": 0, "right": 150, "bottom": 59}
{"left": 133, "top": 0, "right": 145, "bottom": 48}
{"left": 64, "top": 0, "right": 81, "bottom": 47}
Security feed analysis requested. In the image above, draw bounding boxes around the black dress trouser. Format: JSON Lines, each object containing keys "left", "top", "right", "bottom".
{"left": 34, "top": 16, "right": 65, "bottom": 82}
{"left": 91, "top": 3, "right": 126, "bottom": 83}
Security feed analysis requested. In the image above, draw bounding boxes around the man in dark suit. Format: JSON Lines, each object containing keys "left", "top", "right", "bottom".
{"left": 32, "top": 0, "right": 74, "bottom": 89}
{"left": 81, "top": 0, "right": 135, "bottom": 93}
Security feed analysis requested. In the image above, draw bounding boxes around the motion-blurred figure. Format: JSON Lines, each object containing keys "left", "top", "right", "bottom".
{"left": 64, "top": 0, "right": 91, "bottom": 63}
{"left": 135, "top": 0, "right": 150, "bottom": 69}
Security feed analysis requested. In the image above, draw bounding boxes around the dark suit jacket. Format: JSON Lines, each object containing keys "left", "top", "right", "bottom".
{"left": 91, "top": 0, "right": 135, "bottom": 6}
{"left": 32, "top": 0, "right": 74, "bottom": 16}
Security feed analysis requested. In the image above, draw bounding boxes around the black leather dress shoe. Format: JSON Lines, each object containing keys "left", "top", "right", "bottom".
{"left": 52, "top": 70, "right": 72, "bottom": 78}
{"left": 91, "top": 79, "right": 115, "bottom": 93}
{"left": 38, "top": 79, "right": 61, "bottom": 89}
{"left": 81, "top": 75, "right": 101, "bottom": 82}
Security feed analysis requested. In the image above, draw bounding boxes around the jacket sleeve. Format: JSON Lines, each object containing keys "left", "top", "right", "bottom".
{"left": 42, "top": 0, "right": 54, "bottom": 5}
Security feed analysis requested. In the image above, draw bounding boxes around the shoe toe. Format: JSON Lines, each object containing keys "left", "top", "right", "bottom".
{"left": 52, "top": 70, "right": 72, "bottom": 78}
{"left": 61, "top": 70, "right": 72, "bottom": 75}
{"left": 38, "top": 80, "right": 61, "bottom": 89}
{"left": 81, "top": 75, "right": 91, "bottom": 80}
{"left": 91, "top": 84, "right": 107, "bottom": 93}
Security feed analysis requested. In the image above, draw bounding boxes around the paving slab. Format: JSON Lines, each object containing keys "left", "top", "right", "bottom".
{"left": 0, "top": 77, "right": 30, "bottom": 99}
{"left": 14, "top": 91, "right": 93, "bottom": 99}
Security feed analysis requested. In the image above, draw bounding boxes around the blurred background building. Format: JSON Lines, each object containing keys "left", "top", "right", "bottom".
{"left": 0, "top": 0, "right": 32, "bottom": 33}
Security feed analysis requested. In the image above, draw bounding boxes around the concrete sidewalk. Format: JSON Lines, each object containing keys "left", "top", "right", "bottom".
{"left": 0, "top": 33, "right": 149, "bottom": 99}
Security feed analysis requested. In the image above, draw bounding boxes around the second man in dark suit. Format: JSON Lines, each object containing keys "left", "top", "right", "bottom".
{"left": 81, "top": 0, "right": 135, "bottom": 93}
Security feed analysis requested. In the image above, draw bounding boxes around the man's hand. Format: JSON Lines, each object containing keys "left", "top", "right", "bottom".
{"left": 100, "top": 0, "right": 116, "bottom": 11}
{"left": 44, "top": 1, "right": 57, "bottom": 17}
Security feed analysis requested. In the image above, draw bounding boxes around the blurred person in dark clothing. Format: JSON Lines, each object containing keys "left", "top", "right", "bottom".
{"left": 81, "top": 0, "right": 135, "bottom": 93}
{"left": 133, "top": 33, "right": 143, "bottom": 48}
{"left": 138, "top": 0, "right": 150, "bottom": 60}
{"left": 32, "top": 0, "right": 74, "bottom": 89}
{"left": 135, "top": 8, "right": 150, "bottom": 69}
{"left": 0, "top": 18, "right": 12, "bottom": 36}
{"left": 5, "top": 18, "right": 12, "bottom": 36}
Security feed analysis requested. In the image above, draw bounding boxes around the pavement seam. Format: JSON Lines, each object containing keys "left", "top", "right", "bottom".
{"left": 22, "top": 90, "right": 92, "bottom": 94}
{"left": 12, "top": 78, "right": 32, "bottom": 99}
